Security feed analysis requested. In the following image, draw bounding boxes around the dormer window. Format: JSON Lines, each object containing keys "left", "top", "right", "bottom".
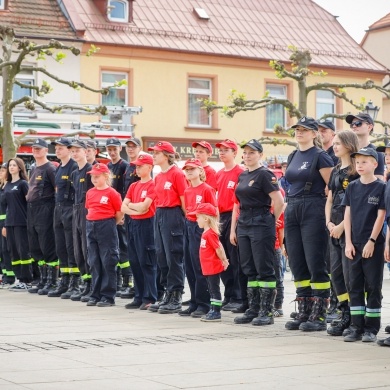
{"left": 108, "top": 0, "right": 128, "bottom": 23}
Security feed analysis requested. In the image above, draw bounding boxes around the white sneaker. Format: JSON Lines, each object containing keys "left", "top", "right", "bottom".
{"left": 9, "top": 282, "right": 29, "bottom": 292}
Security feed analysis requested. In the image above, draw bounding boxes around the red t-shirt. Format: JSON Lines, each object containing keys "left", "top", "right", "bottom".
{"left": 275, "top": 213, "right": 284, "bottom": 249}
{"left": 184, "top": 182, "right": 217, "bottom": 222}
{"left": 154, "top": 165, "right": 188, "bottom": 208}
{"left": 203, "top": 165, "right": 218, "bottom": 190}
{"left": 216, "top": 165, "right": 244, "bottom": 213}
{"left": 199, "top": 228, "right": 224, "bottom": 276}
{"left": 125, "top": 179, "right": 156, "bottom": 219}
{"left": 86, "top": 187, "right": 122, "bottom": 221}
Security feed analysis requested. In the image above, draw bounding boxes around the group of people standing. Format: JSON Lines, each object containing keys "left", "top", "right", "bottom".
{"left": 1, "top": 111, "right": 390, "bottom": 345}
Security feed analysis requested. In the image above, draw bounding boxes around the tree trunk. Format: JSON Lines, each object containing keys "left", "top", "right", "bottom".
{"left": 298, "top": 78, "right": 307, "bottom": 116}
{"left": 1, "top": 31, "right": 17, "bottom": 162}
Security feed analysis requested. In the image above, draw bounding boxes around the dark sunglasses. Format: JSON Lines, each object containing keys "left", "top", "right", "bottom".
{"left": 350, "top": 121, "right": 365, "bottom": 128}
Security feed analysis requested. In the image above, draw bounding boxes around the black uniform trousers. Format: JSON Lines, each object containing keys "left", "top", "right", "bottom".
{"left": 117, "top": 223, "right": 131, "bottom": 276}
{"left": 54, "top": 202, "right": 78, "bottom": 275}
{"left": 127, "top": 217, "right": 157, "bottom": 304}
{"left": 87, "top": 218, "right": 119, "bottom": 304}
{"left": 0, "top": 219, "right": 13, "bottom": 282}
{"left": 219, "top": 212, "right": 247, "bottom": 303}
{"left": 349, "top": 242, "right": 384, "bottom": 334}
{"left": 154, "top": 207, "right": 185, "bottom": 293}
{"left": 237, "top": 209, "right": 276, "bottom": 287}
{"left": 73, "top": 203, "right": 91, "bottom": 280}
{"left": 206, "top": 274, "right": 222, "bottom": 307}
{"left": 7, "top": 226, "right": 32, "bottom": 282}
{"left": 27, "top": 199, "right": 57, "bottom": 267}
{"left": 184, "top": 220, "right": 210, "bottom": 312}
{"left": 329, "top": 236, "right": 350, "bottom": 303}
{"left": 285, "top": 196, "right": 330, "bottom": 298}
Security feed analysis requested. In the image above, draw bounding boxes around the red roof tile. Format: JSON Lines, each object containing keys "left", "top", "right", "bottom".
{"left": 62, "top": 0, "right": 387, "bottom": 73}
{"left": 1, "top": 0, "right": 78, "bottom": 41}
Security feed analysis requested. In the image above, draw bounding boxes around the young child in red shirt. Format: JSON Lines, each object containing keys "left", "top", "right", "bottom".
{"left": 85, "top": 163, "right": 124, "bottom": 307}
{"left": 188, "top": 203, "right": 229, "bottom": 322}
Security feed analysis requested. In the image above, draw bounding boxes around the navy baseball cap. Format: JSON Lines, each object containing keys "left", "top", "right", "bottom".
{"left": 291, "top": 117, "right": 319, "bottom": 131}
{"left": 125, "top": 137, "right": 141, "bottom": 147}
{"left": 376, "top": 142, "right": 390, "bottom": 153}
{"left": 106, "top": 138, "right": 121, "bottom": 147}
{"left": 68, "top": 139, "right": 87, "bottom": 149}
{"left": 241, "top": 139, "right": 263, "bottom": 152}
{"left": 86, "top": 140, "right": 97, "bottom": 149}
{"left": 350, "top": 147, "right": 378, "bottom": 161}
{"left": 345, "top": 113, "right": 374, "bottom": 126}
{"left": 318, "top": 119, "right": 335, "bottom": 132}
{"left": 32, "top": 138, "right": 48, "bottom": 148}
{"left": 51, "top": 137, "right": 72, "bottom": 147}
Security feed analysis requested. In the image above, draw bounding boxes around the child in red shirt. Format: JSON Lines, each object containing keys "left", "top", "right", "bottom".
{"left": 180, "top": 158, "right": 217, "bottom": 318}
{"left": 188, "top": 203, "right": 229, "bottom": 322}
{"left": 85, "top": 163, "right": 123, "bottom": 307}
{"left": 122, "top": 153, "right": 157, "bottom": 310}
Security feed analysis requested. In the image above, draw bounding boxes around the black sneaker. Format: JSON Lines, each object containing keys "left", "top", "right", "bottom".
{"left": 86, "top": 298, "right": 98, "bottom": 306}
{"left": 222, "top": 302, "right": 241, "bottom": 311}
{"left": 378, "top": 337, "right": 390, "bottom": 346}
{"left": 362, "top": 331, "right": 377, "bottom": 343}
{"left": 125, "top": 300, "right": 142, "bottom": 309}
{"left": 344, "top": 329, "right": 362, "bottom": 342}
{"left": 190, "top": 309, "right": 208, "bottom": 318}
{"left": 178, "top": 307, "right": 195, "bottom": 316}
{"left": 97, "top": 299, "right": 115, "bottom": 307}
{"left": 385, "top": 325, "right": 390, "bottom": 334}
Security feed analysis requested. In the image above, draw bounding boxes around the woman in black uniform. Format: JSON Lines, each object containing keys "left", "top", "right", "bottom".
{"left": 230, "top": 139, "right": 284, "bottom": 326}
{"left": 284, "top": 117, "right": 334, "bottom": 332}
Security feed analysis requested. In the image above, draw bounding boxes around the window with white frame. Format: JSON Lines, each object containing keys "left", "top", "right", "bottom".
{"left": 108, "top": 0, "right": 128, "bottom": 22}
{"left": 316, "top": 90, "right": 335, "bottom": 120}
{"left": 188, "top": 78, "right": 212, "bottom": 127}
{"left": 13, "top": 70, "right": 35, "bottom": 101}
{"left": 0, "top": 0, "right": 4, "bottom": 10}
{"left": 101, "top": 71, "right": 128, "bottom": 107}
{"left": 266, "top": 84, "right": 287, "bottom": 131}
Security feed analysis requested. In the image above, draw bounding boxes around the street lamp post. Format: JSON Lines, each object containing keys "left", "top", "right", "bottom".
{"left": 363, "top": 100, "right": 380, "bottom": 121}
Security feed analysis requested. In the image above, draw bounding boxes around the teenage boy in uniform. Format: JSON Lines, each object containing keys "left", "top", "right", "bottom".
{"left": 192, "top": 141, "right": 217, "bottom": 190}
{"left": 48, "top": 137, "right": 79, "bottom": 298}
{"left": 27, "top": 138, "right": 58, "bottom": 294}
{"left": 68, "top": 140, "right": 93, "bottom": 301}
{"left": 86, "top": 140, "right": 98, "bottom": 166}
{"left": 346, "top": 113, "right": 385, "bottom": 180}
{"left": 122, "top": 137, "right": 142, "bottom": 299}
{"left": 318, "top": 119, "right": 338, "bottom": 165}
{"left": 215, "top": 139, "right": 247, "bottom": 312}
{"left": 106, "top": 138, "right": 131, "bottom": 297}
{"left": 342, "top": 148, "right": 386, "bottom": 342}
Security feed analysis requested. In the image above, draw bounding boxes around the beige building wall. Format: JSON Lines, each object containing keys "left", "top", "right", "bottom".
{"left": 80, "top": 45, "right": 385, "bottom": 161}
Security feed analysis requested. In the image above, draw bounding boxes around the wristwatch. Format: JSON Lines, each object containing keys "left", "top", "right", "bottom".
{"left": 369, "top": 237, "right": 376, "bottom": 244}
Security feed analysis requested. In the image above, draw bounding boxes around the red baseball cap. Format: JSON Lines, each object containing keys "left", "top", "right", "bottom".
{"left": 188, "top": 203, "right": 218, "bottom": 217}
{"left": 215, "top": 139, "right": 238, "bottom": 151}
{"left": 148, "top": 141, "right": 175, "bottom": 154}
{"left": 192, "top": 141, "right": 212, "bottom": 153}
{"left": 182, "top": 158, "right": 203, "bottom": 170}
{"left": 87, "top": 163, "right": 110, "bottom": 175}
{"left": 131, "top": 153, "right": 154, "bottom": 166}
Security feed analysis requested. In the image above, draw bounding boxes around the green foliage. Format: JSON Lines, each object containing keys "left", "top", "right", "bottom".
{"left": 54, "top": 52, "right": 66, "bottom": 63}
{"left": 86, "top": 44, "right": 100, "bottom": 57}
{"left": 38, "top": 80, "right": 53, "bottom": 96}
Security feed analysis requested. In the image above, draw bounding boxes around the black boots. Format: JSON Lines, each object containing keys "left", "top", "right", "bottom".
{"left": 70, "top": 279, "right": 91, "bottom": 301}
{"left": 119, "top": 274, "right": 135, "bottom": 299}
{"left": 61, "top": 275, "right": 80, "bottom": 299}
{"left": 234, "top": 287, "right": 260, "bottom": 324}
{"left": 252, "top": 288, "right": 277, "bottom": 326}
{"left": 327, "top": 303, "right": 351, "bottom": 336}
{"left": 28, "top": 265, "right": 47, "bottom": 293}
{"left": 48, "top": 274, "right": 70, "bottom": 297}
{"left": 38, "top": 266, "right": 58, "bottom": 295}
{"left": 148, "top": 291, "right": 172, "bottom": 312}
{"left": 299, "top": 297, "right": 329, "bottom": 331}
{"left": 80, "top": 280, "right": 93, "bottom": 302}
{"left": 285, "top": 297, "right": 313, "bottom": 330}
{"left": 158, "top": 290, "right": 182, "bottom": 314}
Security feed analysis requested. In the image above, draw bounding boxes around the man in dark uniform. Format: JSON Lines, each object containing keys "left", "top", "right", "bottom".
{"left": 68, "top": 140, "right": 94, "bottom": 302}
{"left": 318, "top": 119, "right": 338, "bottom": 165}
{"left": 106, "top": 137, "right": 131, "bottom": 297}
{"left": 27, "top": 138, "right": 58, "bottom": 294}
{"left": 48, "top": 137, "right": 79, "bottom": 298}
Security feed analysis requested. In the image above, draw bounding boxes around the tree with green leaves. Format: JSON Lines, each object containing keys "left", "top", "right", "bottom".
{"left": 203, "top": 46, "right": 390, "bottom": 147}
{"left": 0, "top": 25, "right": 126, "bottom": 161}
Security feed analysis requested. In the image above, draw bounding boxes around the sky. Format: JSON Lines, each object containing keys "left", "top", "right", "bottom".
{"left": 314, "top": 0, "right": 390, "bottom": 43}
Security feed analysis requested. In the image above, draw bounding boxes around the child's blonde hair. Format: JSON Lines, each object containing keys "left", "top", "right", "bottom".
{"left": 93, "top": 172, "right": 112, "bottom": 187}
{"left": 199, "top": 213, "right": 220, "bottom": 234}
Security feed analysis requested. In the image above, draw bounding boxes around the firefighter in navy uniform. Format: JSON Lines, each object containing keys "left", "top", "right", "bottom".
{"left": 68, "top": 140, "right": 94, "bottom": 302}
{"left": 106, "top": 137, "right": 132, "bottom": 297}
{"left": 27, "top": 138, "right": 58, "bottom": 295}
{"left": 48, "top": 137, "right": 79, "bottom": 298}
{"left": 86, "top": 140, "right": 98, "bottom": 166}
